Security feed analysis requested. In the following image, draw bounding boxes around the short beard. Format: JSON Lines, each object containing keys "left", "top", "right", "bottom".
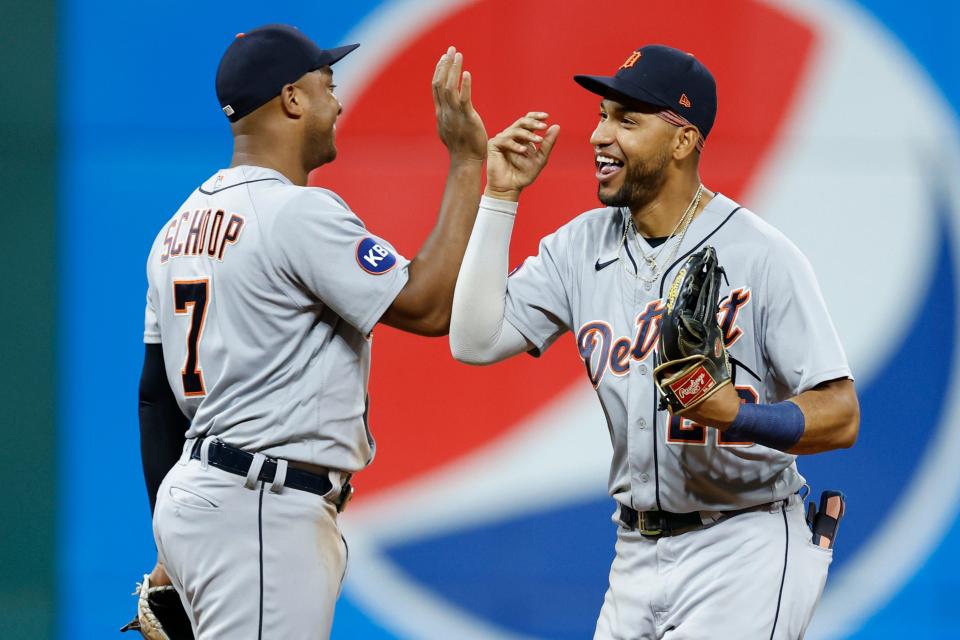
{"left": 598, "top": 147, "right": 670, "bottom": 210}
{"left": 305, "top": 120, "right": 338, "bottom": 170}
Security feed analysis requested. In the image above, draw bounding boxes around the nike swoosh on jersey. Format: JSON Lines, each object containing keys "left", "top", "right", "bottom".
{"left": 595, "top": 258, "right": 618, "bottom": 271}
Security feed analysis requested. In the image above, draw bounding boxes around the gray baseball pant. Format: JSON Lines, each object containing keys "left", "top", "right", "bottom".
{"left": 153, "top": 439, "right": 349, "bottom": 639}
{"left": 594, "top": 494, "right": 832, "bottom": 639}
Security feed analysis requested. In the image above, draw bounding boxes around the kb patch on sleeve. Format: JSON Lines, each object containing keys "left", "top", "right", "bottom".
{"left": 356, "top": 237, "right": 397, "bottom": 275}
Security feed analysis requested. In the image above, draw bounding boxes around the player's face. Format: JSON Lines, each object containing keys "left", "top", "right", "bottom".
{"left": 302, "top": 68, "right": 343, "bottom": 168}
{"left": 591, "top": 99, "right": 675, "bottom": 210}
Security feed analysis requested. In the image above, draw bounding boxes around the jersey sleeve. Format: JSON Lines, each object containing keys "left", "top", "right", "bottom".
{"left": 760, "top": 237, "right": 852, "bottom": 394}
{"left": 503, "top": 230, "right": 573, "bottom": 356}
{"left": 271, "top": 188, "right": 410, "bottom": 335}
{"left": 143, "top": 254, "right": 161, "bottom": 344}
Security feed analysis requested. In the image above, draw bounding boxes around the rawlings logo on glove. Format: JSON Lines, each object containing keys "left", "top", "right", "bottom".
{"left": 671, "top": 365, "right": 716, "bottom": 404}
{"left": 654, "top": 246, "right": 732, "bottom": 415}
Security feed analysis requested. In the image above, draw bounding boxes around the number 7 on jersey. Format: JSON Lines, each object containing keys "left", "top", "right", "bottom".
{"left": 173, "top": 279, "right": 209, "bottom": 397}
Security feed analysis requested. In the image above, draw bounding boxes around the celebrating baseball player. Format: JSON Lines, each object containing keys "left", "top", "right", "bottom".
{"left": 129, "top": 24, "right": 488, "bottom": 638}
{"left": 450, "top": 45, "right": 860, "bottom": 638}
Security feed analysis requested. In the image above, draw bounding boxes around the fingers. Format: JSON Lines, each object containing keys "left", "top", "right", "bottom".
{"left": 513, "top": 128, "right": 544, "bottom": 145}
{"left": 485, "top": 114, "right": 556, "bottom": 197}
{"left": 432, "top": 48, "right": 448, "bottom": 87}
{"left": 514, "top": 112, "right": 549, "bottom": 130}
{"left": 492, "top": 136, "right": 532, "bottom": 155}
{"left": 459, "top": 70, "right": 472, "bottom": 107}
{"left": 446, "top": 50, "right": 463, "bottom": 94}
{"left": 432, "top": 46, "right": 456, "bottom": 112}
{"left": 432, "top": 56, "right": 444, "bottom": 112}
{"left": 491, "top": 112, "right": 553, "bottom": 153}
{"left": 538, "top": 124, "right": 561, "bottom": 160}
{"left": 490, "top": 130, "right": 530, "bottom": 154}
{"left": 434, "top": 46, "right": 478, "bottom": 117}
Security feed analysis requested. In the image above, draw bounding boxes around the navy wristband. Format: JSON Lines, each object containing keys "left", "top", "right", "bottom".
{"left": 724, "top": 401, "right": 805, "bottom": 451}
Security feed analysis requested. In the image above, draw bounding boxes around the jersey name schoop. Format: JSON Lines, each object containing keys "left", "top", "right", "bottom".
{"left": 144, "top": 166, "right": 414, "bottom": 472}
{"left": 159, "top": 208, "right": 246, "bottom": 263}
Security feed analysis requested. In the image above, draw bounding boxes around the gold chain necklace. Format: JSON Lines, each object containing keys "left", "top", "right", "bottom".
{"left": 618, "top": 184, "right": 703, "bottom": 285}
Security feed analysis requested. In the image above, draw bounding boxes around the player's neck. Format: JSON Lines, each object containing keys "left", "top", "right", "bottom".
{"left": 230, "top": 136, "right": 308, "bottom": 186}
{"left": 630, "top": 177, "right": 713, "bottom": 238}
{"left": 229, "top": 152, "right": 307, "bottom": 186}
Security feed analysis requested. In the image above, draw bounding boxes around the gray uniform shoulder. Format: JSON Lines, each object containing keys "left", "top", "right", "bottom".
{"left": 725, "top": 205, "right": 808, "bottom": 262}
{"left": 259, "top": 184, "right": 356, "bottom": 221}
{"left": 712, "top": 204, "right": 816, "bottom": 290}
{"left": 550, "top": 206, "right": 622, "bottom": 241}
{"left": 283, "top": 185, "right": 352, "bottom": 213}
{"left": 531, "top": 205, "right": 625, "bottom": 276}
{"left": 535, "top": 206, "right": 623, "bottom": 267}
{"left": 257, "top": 185, "right": 369, "bottom": 247}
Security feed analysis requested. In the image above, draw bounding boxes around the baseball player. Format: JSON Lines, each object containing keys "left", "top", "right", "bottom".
{"left": 135, "top": 25, "right": 487, "bottom": 638}
{"left": 450, "top": 45, "right": 860, "bottom": 638}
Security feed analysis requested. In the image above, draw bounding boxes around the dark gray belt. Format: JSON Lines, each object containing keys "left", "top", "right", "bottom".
{"left": 190, "top": 439, "right": 354, "bottom": 512}
{"left": 619, "top": 500, "right": 783, "bottom": 538}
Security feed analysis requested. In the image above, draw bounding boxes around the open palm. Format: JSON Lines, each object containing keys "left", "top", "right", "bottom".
{"left": 485, "top": 113, "right": 560, "bottom": 200}
{"left": 433, "top": 47, "right": 488, "bottom": 162}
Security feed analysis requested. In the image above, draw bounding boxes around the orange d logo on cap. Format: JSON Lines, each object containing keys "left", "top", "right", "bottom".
{"left": 619, "top": 50, "right": 641, "bottom": 70}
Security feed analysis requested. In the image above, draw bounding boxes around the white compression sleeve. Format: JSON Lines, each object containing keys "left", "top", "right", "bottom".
{"left": 449, "top": 196, "right": 531, "bottom": 364}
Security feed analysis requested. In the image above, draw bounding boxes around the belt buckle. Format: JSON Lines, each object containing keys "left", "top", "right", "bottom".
{"left": 336, "top": 483, "right": 354, "bottom": 513}
{"left": 639, "top": 512, "right": 665, "bottom": 537}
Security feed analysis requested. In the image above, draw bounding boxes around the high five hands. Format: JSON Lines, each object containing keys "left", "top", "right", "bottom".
{"left": 485, "top": 112, "right": 560, "bottom": 202}
{"left": 433, "top": 46, "right": 488, "bottom": 162}
{"left": 433, "top": 47, "right": 559, "bottom": 199}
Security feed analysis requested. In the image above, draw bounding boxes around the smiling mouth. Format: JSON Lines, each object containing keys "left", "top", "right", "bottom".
{"left": 595, "top": 154, "right": 624, "bottom": 182}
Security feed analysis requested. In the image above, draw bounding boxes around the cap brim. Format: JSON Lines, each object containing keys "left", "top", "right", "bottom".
{"left": 573, "top": 74, "right": 670, "bottom": 110}
{"left": 324, "top": 43, "right": 360, "bottom": 67}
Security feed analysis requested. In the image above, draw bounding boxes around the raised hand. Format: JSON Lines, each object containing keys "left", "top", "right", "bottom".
{"left": 485, "top": 112, "right": 560, "bottom": 202}
{"left": 433, "top": 46, "right": 487, "bottom": 162}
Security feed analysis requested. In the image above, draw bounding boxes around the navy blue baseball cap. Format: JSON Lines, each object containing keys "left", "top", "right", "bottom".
{"left": 216, "top": 24, "right": 359, "bottom": 122}
{"left": 574, "top": 45, "right": 717, "bottom": 140}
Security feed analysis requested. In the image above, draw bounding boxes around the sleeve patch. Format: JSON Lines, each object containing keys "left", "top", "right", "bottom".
{"left": 356, "top": 237, "right": 398, "bottom": 275}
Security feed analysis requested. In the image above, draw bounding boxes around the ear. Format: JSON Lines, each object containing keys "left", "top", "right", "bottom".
{"left": 672, "top": 125, "right": 700, "bottom": 161}
{"left": 279, "top": 84, "right": 304, "bottom": 119}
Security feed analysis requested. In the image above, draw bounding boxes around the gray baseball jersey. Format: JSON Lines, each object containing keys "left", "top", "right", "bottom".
{"left": 144, "top": 165, "right": 409, "bottom": 472}
{"left": 503, "top": 193, "right": 851, "bottom": 513}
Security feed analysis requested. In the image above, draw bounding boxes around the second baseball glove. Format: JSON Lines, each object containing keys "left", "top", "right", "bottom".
{"left": 120, "top": 573, "right": 194, "bottom": 640}
{"left": 654, "top": 245, "right": 732, "bottom": 415}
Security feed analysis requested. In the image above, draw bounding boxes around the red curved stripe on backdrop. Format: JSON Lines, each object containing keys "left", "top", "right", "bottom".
{"left": 311, "top": 0, "right": 815, "bottom": 496}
